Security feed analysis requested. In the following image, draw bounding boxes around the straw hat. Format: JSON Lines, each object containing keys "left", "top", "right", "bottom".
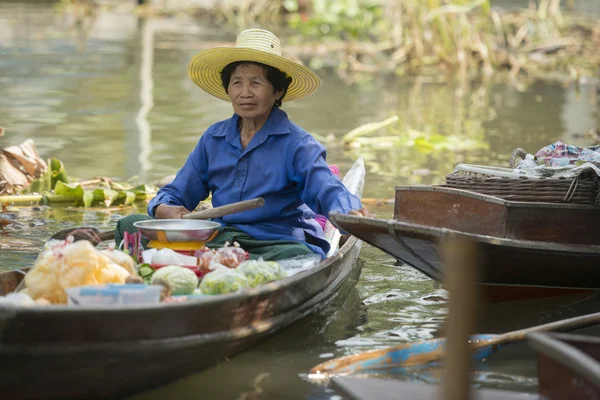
{"left": 188, "top": 29, "right": 321, "bottom": 102}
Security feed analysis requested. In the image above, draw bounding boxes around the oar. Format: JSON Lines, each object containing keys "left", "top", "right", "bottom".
{"left": 310, "top": 312, "right": 600, "bottom": 375}
{"left": 182, "top": 197, "right": 264, "bottom": 220}
{"left": 49, "top": 197, "right": 265, "bottom": 243}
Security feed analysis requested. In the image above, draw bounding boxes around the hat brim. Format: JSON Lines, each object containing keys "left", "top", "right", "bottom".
{"left": 188, "top": 47, "right": 321, "bottom": 102}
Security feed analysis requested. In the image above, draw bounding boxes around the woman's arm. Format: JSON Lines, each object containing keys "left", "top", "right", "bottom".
{"left": 288, "top": 135, "right": 370, "bottom": 217}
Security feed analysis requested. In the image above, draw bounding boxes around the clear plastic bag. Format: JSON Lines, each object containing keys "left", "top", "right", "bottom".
{"left": 198, "top": 266, "right": 250, "bottom": 295}
{"left": 277, "top": 254, "right": 321, "bottom": 277}
{"left": 211, "top": 242, "right": 246, "bottom": 269}
{"left": 237, "top": 258, "right": 286, "bottom": 287}
{"left": 21, "top": 238, "right": 130, "bottom": 304}
{"left": 324, "top": 157, "right": 366, "bottom": 257}
{"left": 146, "top": 248, "right": 198, "bottom": 266}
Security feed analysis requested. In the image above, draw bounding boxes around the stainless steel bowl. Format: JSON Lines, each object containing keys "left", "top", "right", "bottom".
{"left": 133, "top": 219, "right": 221, "bottom": 243}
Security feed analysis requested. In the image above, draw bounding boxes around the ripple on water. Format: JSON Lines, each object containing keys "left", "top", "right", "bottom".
{"left": 361, "top": 289, "right": 412, "bottom": 305}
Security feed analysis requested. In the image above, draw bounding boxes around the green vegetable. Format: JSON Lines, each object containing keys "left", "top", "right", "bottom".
{"left": 237, "top": 259, "right": 286, "bottom": 288}
{"left": 198, "top": 267, "right": 250, "bottom": 295}
{"left": 150, "top": 266, "right": 198, "bottom": 295}
{"left": 137, "top": 264, "right": 155, "bottom": 284}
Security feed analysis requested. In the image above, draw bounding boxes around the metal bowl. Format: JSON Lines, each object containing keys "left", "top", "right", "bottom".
{"left": 133, "top": 219, "right": 221, "bottom": 243}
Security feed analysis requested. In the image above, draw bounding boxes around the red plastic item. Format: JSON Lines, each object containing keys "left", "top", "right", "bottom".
{"left": 149, "top": 264, "right": 211, "bottom": 278}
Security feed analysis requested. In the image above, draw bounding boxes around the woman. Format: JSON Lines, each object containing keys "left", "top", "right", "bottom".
{"left": 119, "top": 29, "right": 370, "bottom": 260}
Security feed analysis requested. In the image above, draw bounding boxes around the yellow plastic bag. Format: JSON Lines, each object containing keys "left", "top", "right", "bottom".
{"left": 24, "top": 239, "right": 131, "bottom": 304}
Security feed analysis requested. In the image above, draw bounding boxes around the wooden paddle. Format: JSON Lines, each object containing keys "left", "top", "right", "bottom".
{"left": 182, "top": 197, "right": 264, "bottom": 220}
{"left": 310, "top": 311, "right": 600, "bottom": 375}
{"left": 49, "top": 197, "right": 265, "bottom": 243}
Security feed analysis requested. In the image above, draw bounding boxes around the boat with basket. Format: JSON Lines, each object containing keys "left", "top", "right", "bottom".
{"left": 330, "top": 183, "right": 600, "bottom": 302}
{"left": 329, "top": 146, "right": 600, "bottom": 302}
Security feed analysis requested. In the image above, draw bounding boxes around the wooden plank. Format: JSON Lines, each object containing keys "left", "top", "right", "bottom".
{"left": 442, "top": 235, "right": 480, "bottom": 400}
{"left": 506, "top": 206, "right": 600, "bottom": 245}
{"left": 395, "top": 188, "right": 508, "bottom": 238}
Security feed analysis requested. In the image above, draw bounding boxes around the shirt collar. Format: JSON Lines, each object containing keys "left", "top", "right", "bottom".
{"left": 213, "top": 107, "right": 291, "bottom": 141}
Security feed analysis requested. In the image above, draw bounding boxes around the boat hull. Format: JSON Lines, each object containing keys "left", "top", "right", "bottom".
{"left": 329, "top": 185, "right": 600, "bottom": 302}
{"left": 0, "top": 237, "right": 362, "bottom": 399}
{"left": 330, "top": 212, "right": 600, "bottom": 301}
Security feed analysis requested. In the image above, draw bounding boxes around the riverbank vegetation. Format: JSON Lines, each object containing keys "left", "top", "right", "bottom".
{"left": 53, "top": 0, "right": 600, "bottom": 85}
{"left": 205, "top": 0, "right": 600, "bottom": 85}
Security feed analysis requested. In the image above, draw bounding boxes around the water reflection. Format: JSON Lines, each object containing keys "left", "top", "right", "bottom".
{"left": 133, "top": 18, "right": 154, "bottom": 182}
{"left": 1, "top": 2, "right": 600, "bottom": 399}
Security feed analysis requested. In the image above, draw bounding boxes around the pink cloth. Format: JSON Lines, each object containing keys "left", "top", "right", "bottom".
{"left": 315, "top": 166, "right": 340, "bottom": 229}
{"left": 314, "top": 215, "right": 328, "bottom": 229}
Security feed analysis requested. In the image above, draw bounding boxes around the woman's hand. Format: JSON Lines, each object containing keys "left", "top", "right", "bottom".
{"left": 348, "top": 207, "right": 374, "bottom": 218}
{"left": 155, "top": 204, "right": 190, "bottom": 219}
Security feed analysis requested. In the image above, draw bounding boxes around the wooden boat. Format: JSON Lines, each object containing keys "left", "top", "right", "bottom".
{"left": 0, "top": 236, "right": 362, "bottom": 399}
{"left": 330, "top": 186, "right": 600, "bottom": 302}
{"left": 528, "top": 332, "right": 600, "bottom": 399}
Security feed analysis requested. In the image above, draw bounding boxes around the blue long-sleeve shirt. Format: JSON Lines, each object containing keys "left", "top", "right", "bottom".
{"left": 147, "top": 107, "right": 362, "bottom": 258}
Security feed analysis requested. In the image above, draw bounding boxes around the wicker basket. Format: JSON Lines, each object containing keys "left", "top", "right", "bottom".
{"left": 444, "top": 149, "right": 600, "bottom": 204}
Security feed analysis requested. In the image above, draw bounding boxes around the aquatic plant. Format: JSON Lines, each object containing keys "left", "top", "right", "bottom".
{"left": 0, "top": 141, "right": 156, "bottom": 208}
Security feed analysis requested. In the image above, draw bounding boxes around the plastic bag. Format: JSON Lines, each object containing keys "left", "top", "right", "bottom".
{"left": 148, "top": 248, "right": 198, "bottom": 266}
{"left": 211, "top": 242, "right": 246, "bottom": 269}
{"left": 277, "top": 254, "right": 321, "bottom": 277}
{"left": 198, "top": 266, "right": 250, "bottom": 295}
{"left": 237, "top": 259, "right": 286, "bottom": 287}
{"left": 324, "top": 157, "right": 366, "bottom": 257}
{"left": 0, "top": 292, "right": 35, "bottom": 306}
{"left": 198, "top": 250, "right": 215, "bottom": 270}
{"left": 23, "top": 239, "right": 130, "bottom": 304}
{"left": 99, "top": 248, "right": 136, "bottom": 275}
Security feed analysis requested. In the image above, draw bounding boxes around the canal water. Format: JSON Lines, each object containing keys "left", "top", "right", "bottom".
{"left": 1, "top": 1, "right": 600, "bottom": 399}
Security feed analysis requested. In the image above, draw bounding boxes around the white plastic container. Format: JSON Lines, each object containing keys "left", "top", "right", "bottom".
{"left": 66, "top": 284, "right": 162, "bottom": 306}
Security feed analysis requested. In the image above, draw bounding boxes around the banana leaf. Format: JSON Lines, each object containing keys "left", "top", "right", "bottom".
{"left": 24, "top": 158, "right": 69, "bottom": 193}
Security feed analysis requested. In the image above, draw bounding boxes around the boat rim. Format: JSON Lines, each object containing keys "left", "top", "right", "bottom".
{"left": 395, "top": 185, "right": 600, "bottom": 210}
{"left": 329, "top": 212, "right": 600, "bottom": 254}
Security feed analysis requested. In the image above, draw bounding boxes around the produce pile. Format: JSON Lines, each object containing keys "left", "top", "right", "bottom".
{"left": 0, "top": 238, "right": 308, "bottom": 307}
{"left": 141, "top": 243, "right": 288, "bottom": 297}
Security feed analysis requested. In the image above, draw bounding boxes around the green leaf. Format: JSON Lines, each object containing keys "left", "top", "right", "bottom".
{"left": 83, "top": 190, "right": 94, "bottom": 207}
{"left": 24, "top": 157, "right": 69, "bottom": 193}
{"left": 104, "top": 189, "right": 119, "bottom": 207}
{"left": 93, "top": 188, "right": 120, "bottom": 207}
{"left": 130, "top": 184, "right": 155, "bottom": 196}
{"left": 25, "top": 176, "right": 51, "bottom": 194}
{"left": 414, "top": 138, "right": 435, "bottom": 153}
{"left": 49, "top": 158, "right": 69, "bottom": 189}
{"left": 54, "top": 181, "right": 84, "bottom": 204}
{"left": 123, "top": 191, "right": 136, "bottom": 206}
{"left": 110, "top": 181, "right": 131, "bottom": 191}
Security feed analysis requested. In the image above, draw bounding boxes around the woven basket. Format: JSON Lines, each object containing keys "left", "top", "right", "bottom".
{"left": 444, "top": 149, "right": 600, "bottom": 204}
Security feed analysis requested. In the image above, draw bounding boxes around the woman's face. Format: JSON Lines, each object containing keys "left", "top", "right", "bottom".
{"left": 227, "top": 63, "right": 283, "bottom": 121}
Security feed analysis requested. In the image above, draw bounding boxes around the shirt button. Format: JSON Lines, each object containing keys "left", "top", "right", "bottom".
{"left": 235, "top": 183, "right": 240, "bottom": 187}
